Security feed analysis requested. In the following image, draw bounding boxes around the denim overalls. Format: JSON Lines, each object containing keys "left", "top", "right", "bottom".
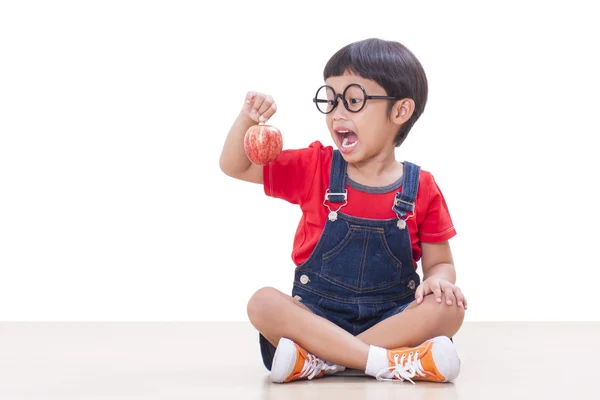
{"left": 260, "top": 150, "right": 422, "bottom": 370}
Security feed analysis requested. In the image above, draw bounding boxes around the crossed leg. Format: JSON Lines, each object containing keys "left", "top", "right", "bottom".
{"left": 247, "top": 286, "right": 465, "bottom": 370}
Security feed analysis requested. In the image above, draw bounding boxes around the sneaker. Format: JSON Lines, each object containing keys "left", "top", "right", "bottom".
{"left": 270, "top": 337, "right": 344, "bottom": 383}
{"left": 376, "top": 336, "right": 460, "bottom": 383}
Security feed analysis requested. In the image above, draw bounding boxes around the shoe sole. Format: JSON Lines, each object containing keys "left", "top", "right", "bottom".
{"left": 270, "top": 337, "right": 297, "bottom": 383}
{"left": 430, "top": 336, "right": 461, "bottom": 382}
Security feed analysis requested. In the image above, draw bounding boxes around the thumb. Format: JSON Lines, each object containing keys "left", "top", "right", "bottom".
{"left": 242, "top": 91, "right": 256, "bottom": 116}
{"left": 415, "top": 285, "right": 423, "bottom": 304}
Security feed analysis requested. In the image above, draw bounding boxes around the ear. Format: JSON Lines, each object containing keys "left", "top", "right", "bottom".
{"left": 391, "top": 98, "right": 415, "bottom": 125}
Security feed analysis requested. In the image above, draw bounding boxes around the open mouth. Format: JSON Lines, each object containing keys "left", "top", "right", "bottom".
{"left": 336, "top": 129, "right": 359, "bottom": 149}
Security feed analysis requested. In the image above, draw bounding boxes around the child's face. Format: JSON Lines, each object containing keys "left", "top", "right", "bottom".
{"left": 324, "top": 72, "right": 399, "bottom": 163}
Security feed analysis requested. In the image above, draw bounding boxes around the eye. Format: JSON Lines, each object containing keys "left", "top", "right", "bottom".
{"left": 350, "top": 98, "right": 362, "bottom": 104}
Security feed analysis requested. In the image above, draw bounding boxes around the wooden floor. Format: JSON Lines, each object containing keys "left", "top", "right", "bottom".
{"left": 0, "top": 322, "right": 598, "bottom": 399}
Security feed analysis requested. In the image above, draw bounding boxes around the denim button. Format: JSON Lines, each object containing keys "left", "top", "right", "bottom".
{"left": 300, "top": 275, "right": 310, "bottom": 284}
{"left": 408, "top": 280, "right": 416, "bottom": 290}
{"left": 294, "top": 295, "right": 302, "bottom": 301}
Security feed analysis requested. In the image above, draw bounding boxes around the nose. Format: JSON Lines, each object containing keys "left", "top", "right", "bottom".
{"left": 330, "top": 94, "right": 349, "bottom": 119}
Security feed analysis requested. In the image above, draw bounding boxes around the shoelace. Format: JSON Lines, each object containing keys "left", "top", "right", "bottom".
{"left": 375, "top": 350, "right": 427, "bottom": 384}
{"left": 299, "top": 353, "right": 328, "bottom": 380}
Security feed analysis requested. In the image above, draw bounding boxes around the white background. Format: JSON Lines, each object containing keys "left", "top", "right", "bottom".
{"left": 1, "top": 0, "right": 598, "bottom": 321}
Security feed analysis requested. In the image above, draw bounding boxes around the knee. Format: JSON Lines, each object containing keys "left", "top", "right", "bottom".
{"left": 433, "top": 297, "right": 465, "bottom": 334}
{"left": 247, "top": 287, "right": 282, "bottom": 328}
{"left": 419, "top": 294, "right": 465, "bottom": 335}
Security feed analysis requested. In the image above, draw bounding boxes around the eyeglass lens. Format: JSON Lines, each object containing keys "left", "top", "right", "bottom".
{"left": 315, "top": 85, "right": 365, "bottom": 113}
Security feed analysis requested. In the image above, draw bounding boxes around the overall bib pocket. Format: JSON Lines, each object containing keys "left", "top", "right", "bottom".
{"left": 321, "top": 225, "right": 404, "bottom": 292}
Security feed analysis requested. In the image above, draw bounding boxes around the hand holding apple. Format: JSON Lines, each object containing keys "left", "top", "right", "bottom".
{"left": 244, "top": 123, "right": 282, "bottom": 165}
{"left": 243, "top": 91, "right": 278, "bottom": 124}
{"left": 241, "top": 91, "right": 282, "bottom": 165}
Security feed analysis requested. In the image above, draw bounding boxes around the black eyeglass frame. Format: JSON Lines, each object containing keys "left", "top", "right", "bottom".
{"left": 312, "top": 83, "right": 405, "bottom": 114}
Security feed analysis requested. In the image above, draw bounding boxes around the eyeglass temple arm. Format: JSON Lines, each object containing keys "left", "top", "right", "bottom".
{"left": 366, "top": 95, "right": 404, "bottom": 100}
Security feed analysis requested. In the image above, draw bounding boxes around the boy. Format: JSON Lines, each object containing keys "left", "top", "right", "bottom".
{"left": 219, "top": 38, "right": 467, "bottom": 384}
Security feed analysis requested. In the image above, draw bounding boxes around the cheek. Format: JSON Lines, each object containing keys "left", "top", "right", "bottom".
{"left": 358, "top": 119, "right": 388, "bottom": 143}
{"left": 326, "top": 116, "right": 334, "bottom": 130}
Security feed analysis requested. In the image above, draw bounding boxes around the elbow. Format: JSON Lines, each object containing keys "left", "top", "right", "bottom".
{"left": 219, "top": 156, "right": 233, "bottom": 177}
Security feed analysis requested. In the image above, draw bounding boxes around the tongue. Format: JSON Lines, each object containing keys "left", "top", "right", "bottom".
{"left": 345, "top": 132, "right": 358, "bottom": 144}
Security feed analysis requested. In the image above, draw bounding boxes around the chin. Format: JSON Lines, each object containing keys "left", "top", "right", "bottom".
{"left": 338, "top": 148, "right": 363, "bottom": 164}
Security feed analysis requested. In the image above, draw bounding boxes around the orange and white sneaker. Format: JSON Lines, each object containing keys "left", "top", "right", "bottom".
{"left": 270, "top": 338, "right": 345, "bottom": 383}
{"left": 376, "top": 336, "right": 460, "bottom": 383}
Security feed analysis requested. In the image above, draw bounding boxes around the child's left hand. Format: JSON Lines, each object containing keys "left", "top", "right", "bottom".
{"left": 415, "top": 277, "right": 467, "bottom": 309}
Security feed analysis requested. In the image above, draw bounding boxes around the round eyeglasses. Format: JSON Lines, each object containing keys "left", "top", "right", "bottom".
{"left": 312, "top": 83, "right": 405, "bottom": 114}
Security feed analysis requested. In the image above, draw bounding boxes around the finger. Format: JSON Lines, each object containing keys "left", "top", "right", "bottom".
{"left": 453, "top": 288, "right": 465, "bottom": 308}
{"left": 251, "top": 93, "right": 266, "bottom": 114}
{"left": 245, "top": 91, "right": 256, "bottom": 105}
{"left": 243, "top": 91, "right": 256, "bottom": 113}
{"left": 415, "top": 285, "right": 423, "bottom": 304}
{"left": 443, "top": 287, "right": 457, "bottom": 306}
{"left": 243, "top": 92, "right": 261, "bottom": 122}
{"left": 419, "top": 282, "right": 433, "bottom": 301}
{"left": 247, "top": 93, "right": 265, "bottom": 122}
{"left": 432, "top": 282, "right": 443, "bottom": 303}
{"left": 258, "top": 98, "right": 277, "bottom": 122}
{"left": 420, "top": 282, "right": 432, "bottom": 296}
{"left": 257, "top": 95, "right": 274, "bottom": 115}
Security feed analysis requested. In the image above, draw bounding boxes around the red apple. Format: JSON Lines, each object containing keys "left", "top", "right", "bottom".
{"left": 244, "top": 123, "right": 283, "bottom": 165}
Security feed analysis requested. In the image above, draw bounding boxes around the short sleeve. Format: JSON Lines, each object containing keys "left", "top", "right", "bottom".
{"left": 263, "top": 141, "right": 322, "bottom": 205}
{"left": 419, "top": 174, "right": 457, "bottom": 242}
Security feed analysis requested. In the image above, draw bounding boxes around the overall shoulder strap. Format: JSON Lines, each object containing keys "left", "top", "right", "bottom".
{"left": 393, "top": 161, "right": 421, "bottom": 217}
{"left": 326, "top": 149, "right": 348, "bottom": 203}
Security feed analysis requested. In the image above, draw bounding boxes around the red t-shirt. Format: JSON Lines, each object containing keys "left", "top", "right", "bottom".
{"left": 263, "top": 141, "right": 456, "bottom": 269}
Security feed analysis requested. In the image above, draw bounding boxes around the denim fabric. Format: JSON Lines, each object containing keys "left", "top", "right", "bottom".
{"left": 259, "top": 150, "right": 422, "bottom": 371}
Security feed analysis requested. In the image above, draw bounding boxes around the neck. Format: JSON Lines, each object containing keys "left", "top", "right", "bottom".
{"left": 347, "top": 148, "right": 401, "bottom": 185}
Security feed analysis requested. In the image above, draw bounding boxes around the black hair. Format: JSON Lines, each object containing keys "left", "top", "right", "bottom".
{"left": 323, "top": 38, "right": 428, "bottom": 147}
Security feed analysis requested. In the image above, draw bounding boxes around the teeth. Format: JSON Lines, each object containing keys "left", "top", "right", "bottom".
{"left": 342, "top": 137, "right": 358, "bottom": 148}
